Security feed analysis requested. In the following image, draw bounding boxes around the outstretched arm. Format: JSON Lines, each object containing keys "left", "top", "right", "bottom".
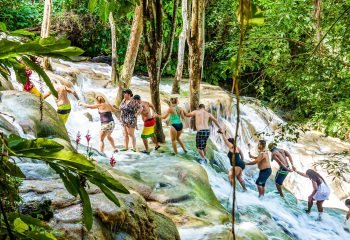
{"left": 221, "top": 131, "right": 234, "bottom": 149}
{"left": 66, "top": 87, "right": 79, "bottom": 100}
{"left": 209, "top": 114, "right": 222, "bottom": 129}
{"left": 79, "top": 102, "right": 100, "bottom": 109}
{"left": 284, "top": 150, "right": 294, "bottom": 167}
{"left": 273, "top": 152, "right": 292, "bottom": 171}
{"left": 157, "top": 109, "right": 170, "bottom": 119}
{"left": 184, "top": 110, "right": 196, "bottom": 118}
{"left": 246, "top": 153, "right": 264, "bottom": 165}
{"left": 292, "top": 167, "right": 308, "bottom": 178}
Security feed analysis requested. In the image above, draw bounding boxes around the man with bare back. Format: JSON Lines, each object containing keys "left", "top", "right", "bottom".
{"left": 44, "top": 80, "right": 79, "bottom": 124}
{"left": 247, "top": 140, "right": 271, "bottom": 197}
{"left": 133, "top": 95, "right": 160, "bottom": 154}
{"left": 185, "top": 104, "right": 222, "bottom": 161}
{"left": 268, "top": 143, "right": 294, "bottom": 198}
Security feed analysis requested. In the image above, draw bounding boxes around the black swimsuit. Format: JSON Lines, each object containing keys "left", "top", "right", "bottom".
{"left": 99, "top": 111, "right": 113, "bottom": 123}
{"left": 228, "top": 151, "right": 245, "bottom": 170}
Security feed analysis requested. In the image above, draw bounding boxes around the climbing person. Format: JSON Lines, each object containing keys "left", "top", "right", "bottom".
{"left": 293, "top": 167, "right": 330, "bottom": 220}
{"left": 246, "top": 140, "right": 271, "bottom": 197}
{"left": 184, "top": 104, "right": 222, "bottom": 161}
{"left": 345, "top": 199, "right": 350, "bottom": 224}
{"left": 156, "top": 96, "right": 187, "bottom": 155}
{"left": 219, "top": 130, "right": 247, "bottom": 191}
{"left": 133, "top": 95, "right": 160, "bottom": 154}
{"left": 44, "top": 80, "right": 79, "bottom": 124}
{"left": 79, "top": 96, "right": 119, "bottom": 153}
{"left": 268, "top": 143, "right": 294, "bottom": 198}
{"left": 119, "top": 89, "right": 142, "bottom": 152}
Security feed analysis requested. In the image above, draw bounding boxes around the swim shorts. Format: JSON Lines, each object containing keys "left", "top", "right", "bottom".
{"left": 141, "top": 118, "right": 156, "bottom": 139}
{"left": 196, "top": 129, "right": 210, "bottom": 150}
{"left": 256, "top": 168, "right": 272, "bottom": 187}
{"left": 57, "top": 104, "right": 71, "bottom": 124}
{"left": 275, "top": 167, "right": 289, "bottom": 186}
{"left": 101, "top": 121, "right": 115, "bottom": 132}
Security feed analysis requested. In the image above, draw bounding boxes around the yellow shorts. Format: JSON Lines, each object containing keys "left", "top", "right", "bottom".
{"left": 57, "top": 104, "right": 71, "bottom": 124}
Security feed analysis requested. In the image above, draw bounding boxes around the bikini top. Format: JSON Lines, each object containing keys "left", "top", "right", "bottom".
{"left": 170, "top": 106, "right": 182, "bottom": 124}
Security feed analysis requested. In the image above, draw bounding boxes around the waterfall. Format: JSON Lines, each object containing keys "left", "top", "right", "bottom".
{"left": 5, "top": 59, "right": 350, "bottom": 240}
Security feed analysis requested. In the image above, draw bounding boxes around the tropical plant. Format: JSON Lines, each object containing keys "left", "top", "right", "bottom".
{"left": 0, "top": 133, "right": 129, "bottom": 239}
{"left": 0, "top": 23, "right": 84, "bottom": 97}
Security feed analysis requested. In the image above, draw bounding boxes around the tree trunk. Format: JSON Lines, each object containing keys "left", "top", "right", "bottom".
{"left": 172, "top": 0, "right": 188, "bottom": 94}
{"left": 143, "top": 0, "right": 165, "bottom": 143}
{"left": 313, "top": 0, "right": 323, "bottom": 50}
{"left": 187, "top": 0, "right": 205, "bottom": 112}
{"left": 161, "top": 0, "right": 179, "bottom": 74}
{"left": 109, "top": 12, "right": 119, "bottom": 86}
{"left": 40, "top": 0, "right": 52, "bottom": 70}
{"left": 115, "top": 3, "right": 143, "bottom": 106}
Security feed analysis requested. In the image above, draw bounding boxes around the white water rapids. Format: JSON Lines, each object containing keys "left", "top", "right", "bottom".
{"left": 7, "top": 60, "right": 350, "bottom": 240}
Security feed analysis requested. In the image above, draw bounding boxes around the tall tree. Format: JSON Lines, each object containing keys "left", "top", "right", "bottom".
{"left": 40, "top": 0, "right": 52, "bottom": 70}
{"left": 142, "top": 0, "right": 165, "bottom": 142}
{"left": 88, "top": 0, "right": 134, "bottom": 86}
{"left": 187, "top": 0, "right": 205, "bottom": 112}
{"left": 172, "top": 0, "right": 189, "bottom": 94}
{"left": 313, "top": 0, "right": 323, "bottom": 50}
{"left": 161, "top": 0, "right": 179, "bottom": 74}
{"left": 109, "top": 11, "right": 119, "bottom": 85}
{"left": 115, "top": 3, "right": 143, "bottom": 105}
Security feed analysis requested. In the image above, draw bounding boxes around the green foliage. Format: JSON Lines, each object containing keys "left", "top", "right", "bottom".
{"left": 205, "top": 0, "right": 350, "bottom": 139}
{"left": 0, "top": 25, "right": 84, "bottom": 96}
{"left": 0, "top": 133, "right": 129, "bottom": 237}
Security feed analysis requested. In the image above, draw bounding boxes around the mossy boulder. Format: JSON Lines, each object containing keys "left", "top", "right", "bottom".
{"left": 0, "top": 90, "right": 69, "bottom": 141}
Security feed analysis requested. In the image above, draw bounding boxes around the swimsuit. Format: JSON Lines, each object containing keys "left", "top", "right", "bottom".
{"left": 313, "top": 182, "right": 330, "bottom": 201}
{"left": 141, "top": 118, "right": 156, "bottom": 139}
{"left": 170, "top": 107, "right": 183, "bottom": 131}
{"left": 275, "top": 167, "right": 289, "bottom": 186}
{"left": 256, "top": 168, "right": 272, "bottom": 187}
{"left": 99, "top": 111, "right": 114, "bottom": 132}
{"left": 228, "top": 151, "right": 245, "bottom": 170}
{"left": 120, "top": 100, "right": 140, "bottom": 128}
{"left": 196, "top": 129, "right": 210, "bottom": 150}
{"left": 57, "top": 104, "right": 71, "bottom": 124}
{"left": 271, "top": 148, "right": 289, "bottom": 186}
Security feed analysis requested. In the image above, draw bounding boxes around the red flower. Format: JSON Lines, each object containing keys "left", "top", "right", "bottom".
{"left": 76, "top": 131, "right": 81, "bottom": 145}
{"left": 85, "top": 131, "right": 91, "bottom": 144}
{"left": 110, "top": 155, "right": 116, "bottom": 167}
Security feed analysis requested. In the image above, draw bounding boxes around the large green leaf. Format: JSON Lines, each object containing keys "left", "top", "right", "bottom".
{"left": 49, "top": 163, "right": 79, "bottom": 197}
{"left": 22, "top": 56, "right": 58, "bottom": 97}
{"left": 5, "top": 160, "right": 26, "bottom": 178}
{"left": 78, "top": 187, "right": 93, "bottom": 231}
{"left": 38, "top": 37, "right": 71, "bottom": 50}
{"left": 52, "top": 47, "right": 85, "bottom": 57}
{"left": 84, "top": 166, "right": 129, "bottom": 194}
{"left": 9, "top": 136, "right": 64, "bottom": 153}
{"left": 90, "top": 179, "right": 120, "bottom": 206}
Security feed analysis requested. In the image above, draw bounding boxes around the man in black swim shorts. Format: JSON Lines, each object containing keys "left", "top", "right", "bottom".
{"left": 247, "top": 140, "right": 272, "bottom": 197}
{"left": 185, "top": 104, "right": 222, "bottom": 161}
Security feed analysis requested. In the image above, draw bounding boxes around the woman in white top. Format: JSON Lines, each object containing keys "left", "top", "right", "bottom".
{"left": 293, "top": 167, "right": 330, "bottom": 219}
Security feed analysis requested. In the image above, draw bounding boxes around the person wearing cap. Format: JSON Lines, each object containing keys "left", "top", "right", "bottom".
{"left": 119, "top": 89, "right": 142, "bottom": 151}
{"left": 133, "top": 95, "right": 160, "bottom": 154}
{"left": 156, "top": 96, "right": 187, "bottom": 154}
{"left": 268, "top": 143, "right": 294, "bottom": 198}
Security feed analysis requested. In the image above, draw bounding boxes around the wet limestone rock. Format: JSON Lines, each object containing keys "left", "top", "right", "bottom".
{"left": 20, "top": 179, "right": 180, "bottom": 240}
{"left": 0, "top": 90, "right": 69, "bottom": 141}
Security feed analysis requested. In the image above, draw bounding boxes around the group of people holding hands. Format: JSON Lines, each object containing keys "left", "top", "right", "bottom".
{"left": 223, "top": 137, "right": 331, "bottom": 220}
{"left": 23, "top": 76, "right": 337, "bottom": 222}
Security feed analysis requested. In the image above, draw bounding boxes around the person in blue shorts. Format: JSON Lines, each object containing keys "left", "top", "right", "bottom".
{"left": 247, "top": 140, "right": 271, "bottom": 197}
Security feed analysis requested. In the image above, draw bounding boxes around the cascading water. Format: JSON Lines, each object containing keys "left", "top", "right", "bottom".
{"left": 6, "top": 59, "right": 350, "bottom": 240}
